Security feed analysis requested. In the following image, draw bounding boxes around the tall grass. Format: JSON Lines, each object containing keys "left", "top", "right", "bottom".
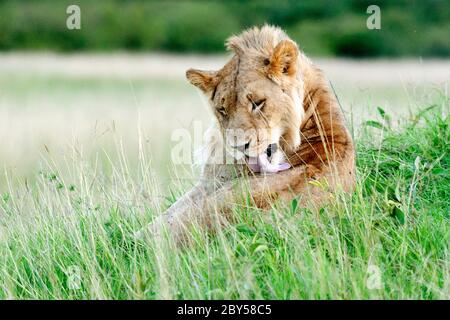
{"left": 0, "top": 100, "right": 448, "bottom": 299}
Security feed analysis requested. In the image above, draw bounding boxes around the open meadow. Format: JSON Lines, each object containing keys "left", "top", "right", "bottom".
{"left": 0, "top": 54, "right": 448, "bottom": 299}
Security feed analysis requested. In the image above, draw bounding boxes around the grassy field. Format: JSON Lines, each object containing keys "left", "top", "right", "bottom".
{"left": 1, "top": 54, "right": 448, "bottom": 187}
{"left": 0, "top": 54, "right": 448, "bottom": 299}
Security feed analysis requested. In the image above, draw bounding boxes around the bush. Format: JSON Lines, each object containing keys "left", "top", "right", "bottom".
{"left": 0, "top": 0, "right": 448, "bottom": 57}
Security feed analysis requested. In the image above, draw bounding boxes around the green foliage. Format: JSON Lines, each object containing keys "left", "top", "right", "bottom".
{"left": 0, "top": 100, "right": 448, "bottom": 299}
{"left": 0, "top": 0, "right": 449, "bottom": 56}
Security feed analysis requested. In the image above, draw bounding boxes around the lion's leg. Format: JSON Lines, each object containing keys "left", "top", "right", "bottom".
{"left": 135, "top": 164, "right": 319, "bottom": 243}
{"left": 134, "top": 183, "right": 211, "bottom": 242}
{"left": 137, "top": 143, "right": 355, "bottom": 244}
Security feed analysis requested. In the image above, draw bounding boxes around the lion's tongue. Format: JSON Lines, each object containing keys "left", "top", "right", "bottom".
{"left": 247, "top": 157, "right": 261, "bottom": 172}
{"left": 248, "top": 153, "right": 291, "bottom": 173}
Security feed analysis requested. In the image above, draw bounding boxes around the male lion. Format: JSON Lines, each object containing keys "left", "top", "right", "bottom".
{"left": 137, "top": 25, "right": 355, "bottom": 242}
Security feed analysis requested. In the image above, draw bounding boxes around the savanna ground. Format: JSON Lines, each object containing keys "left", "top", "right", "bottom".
{"left": 0, "top": 54, "right": 448, "bottom": 299}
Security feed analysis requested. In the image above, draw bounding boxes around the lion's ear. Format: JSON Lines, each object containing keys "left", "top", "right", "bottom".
{"left": 225, "top": 35, "right": 245, "bottom": 56}
{"left": 186, "top": 69, "right": 218, "bottom": 94}
{"left": 266, "top": 40, "right": 298, "bottom": 83}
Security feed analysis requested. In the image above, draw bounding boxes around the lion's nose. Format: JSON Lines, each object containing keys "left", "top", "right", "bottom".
{"left": 266, "top": 143, "right": 278, "bottom": 157}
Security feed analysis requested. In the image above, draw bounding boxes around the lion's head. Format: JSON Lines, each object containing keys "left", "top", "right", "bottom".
{"left": 186, "top": 25, "right": 305, "bottom": 163}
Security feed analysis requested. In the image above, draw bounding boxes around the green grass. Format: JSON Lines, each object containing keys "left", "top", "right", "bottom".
{"left": 0, "top": 100, "right": 448, "bottom": 299}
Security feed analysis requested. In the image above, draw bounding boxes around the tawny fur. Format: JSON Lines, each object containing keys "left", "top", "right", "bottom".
{"left": 136, "top": 25, "right": 356, "bottom": 243}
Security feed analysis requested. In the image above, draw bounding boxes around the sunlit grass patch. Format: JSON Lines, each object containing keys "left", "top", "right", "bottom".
{"left": 0, "top": 100, "right": 448, "bottom": 299}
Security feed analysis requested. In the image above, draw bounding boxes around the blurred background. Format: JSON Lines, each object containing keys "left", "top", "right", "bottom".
{"left": 0, "top": 0, "right": 448, "bottom": 190}
{"left": 1, "top": 0, "right": 449, "bottom": 56}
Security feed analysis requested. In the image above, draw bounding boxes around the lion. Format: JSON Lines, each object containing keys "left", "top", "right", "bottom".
{"left": 136, "top": 25, "right": 355, "bottom": 243}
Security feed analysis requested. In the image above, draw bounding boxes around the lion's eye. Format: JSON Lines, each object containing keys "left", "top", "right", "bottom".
{"left": 251, "top": 99, "right": 266, "bottom": 111}
{"left": 217, "top": 106, "right": 227, "bottom": 116}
